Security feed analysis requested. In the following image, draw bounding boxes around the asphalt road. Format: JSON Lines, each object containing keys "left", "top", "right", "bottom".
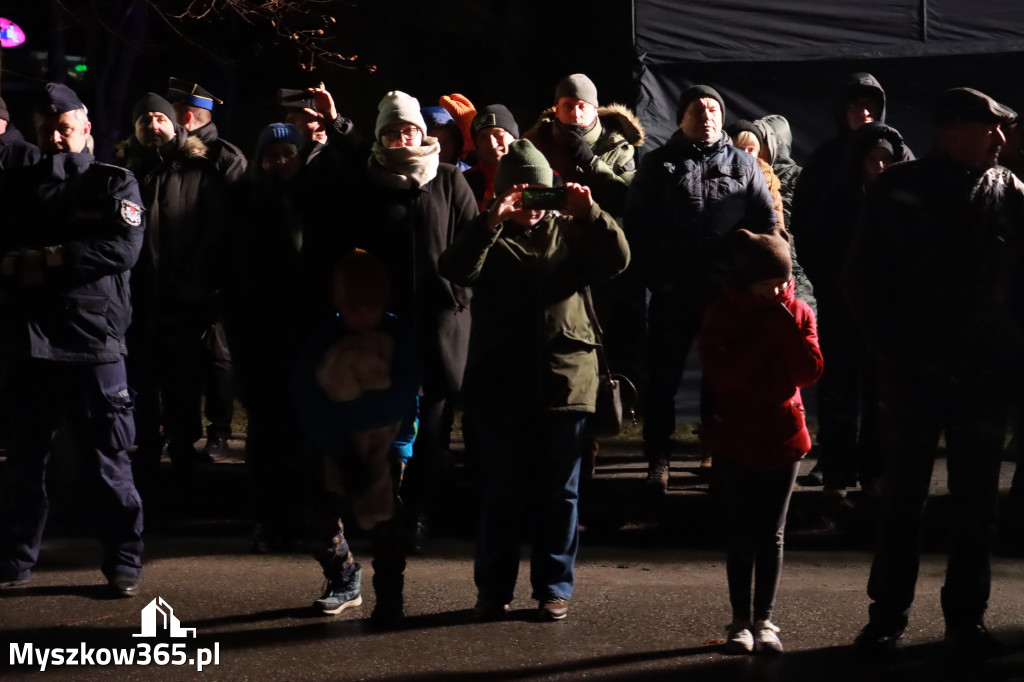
{"left": 3, "top": 440, "right": 1023, "bottom": 682}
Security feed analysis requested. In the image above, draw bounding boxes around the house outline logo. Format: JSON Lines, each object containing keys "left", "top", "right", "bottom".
{"left": 132, "top": 597, "right": 197, "bottom": 638}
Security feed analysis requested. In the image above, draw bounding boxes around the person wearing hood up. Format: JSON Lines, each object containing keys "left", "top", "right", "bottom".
{"left": 743, "top": 116, "right": 817, "bottom": 314}
{"left": 115, "top": 93, "right": 225, "bottom": 487}
{"left": 788, "top": 73, "right": 911, "bottom": 489}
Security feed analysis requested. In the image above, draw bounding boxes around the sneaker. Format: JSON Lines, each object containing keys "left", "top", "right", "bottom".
{"left": 753, "top": 619, "right": 783, "bottom": 654}
{"left": 538, "top": 597, "right": 569, "bottom": 621}
{"left": 646, "top": 461, "right": 669, "bottom": 494}
{"left": 315, "top": 569, "right": 363, "bottom": 615}
{"left": 474, "top": 599, "right": 511, "bottom": 621}
{"left": 725, "top": 620, "right": 754, "bottom": 653}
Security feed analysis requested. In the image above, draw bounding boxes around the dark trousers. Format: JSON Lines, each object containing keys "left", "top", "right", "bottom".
{"left": 867, "top": 373, "right": 1007, "bottom": 629}
{"left": 127, "top": 318, "right": 206, "bottom": 457}
{"left": 643, "top": 289, "right": 704, "bottom": 461}
{"left": 402, "top": 393, "right": 451, "bottom": 522}
{"left": 474, "top": 410, "right": 585, "bottom": 604}
{"left": 717, "top": 456, "right": 799, "bottom": 622}
{"left": 815, "top": 298, "right": 881, "bottom": 489}
{"left": 237, "top": 359, "right": 310, "bottom": 542}
{"left": 0, "top": 358, "right": 143, "bottom": 580}
{"left": 203, "top": 321, "right": 234, "bottom": 440}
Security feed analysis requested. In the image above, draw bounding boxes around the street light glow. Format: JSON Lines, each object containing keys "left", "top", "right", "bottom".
{"left": 0, "top": 17, "right": 26, "bottom": 48}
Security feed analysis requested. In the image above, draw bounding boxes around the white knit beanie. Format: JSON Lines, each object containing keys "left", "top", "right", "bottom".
{"left": 374, "top": 91, "right": 427, "bottom": 141}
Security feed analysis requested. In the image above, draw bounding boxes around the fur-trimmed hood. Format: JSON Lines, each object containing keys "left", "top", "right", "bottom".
{"left": 114, "top": 124, "right": 208, "bottom": 167}
{"left": 529, "top": 103, "right": 646, "bottom": 147}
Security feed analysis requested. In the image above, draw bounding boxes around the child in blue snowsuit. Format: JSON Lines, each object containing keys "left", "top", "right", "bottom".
{"left": 292, "top": 248, "right": 419, "bottom": 627}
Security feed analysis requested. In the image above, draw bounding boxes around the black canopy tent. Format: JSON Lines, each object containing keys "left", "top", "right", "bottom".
{"left": 634, "top": 0, "right": 1024, "bottom": 159}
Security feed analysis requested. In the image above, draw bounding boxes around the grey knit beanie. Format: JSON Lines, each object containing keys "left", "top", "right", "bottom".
{"left": 555, "top": 74, "right": 598, "bottom": 108}
{"left": 374, "top": 91, "right": 428, "bottom": 141}
{"left": 494, "top": 139, "right": 553, "bottom": 195}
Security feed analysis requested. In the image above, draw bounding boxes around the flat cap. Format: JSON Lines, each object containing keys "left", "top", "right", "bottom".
{"left": 933, "top": 87, "right": 1016, "bottom": 127}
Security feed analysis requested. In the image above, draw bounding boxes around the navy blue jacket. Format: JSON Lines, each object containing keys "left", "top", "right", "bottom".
{"left": 626, "top": 131, "right": 777, "bottom": 295}
{"left": 0, "top": 152, "right": 145, "bottom": 362}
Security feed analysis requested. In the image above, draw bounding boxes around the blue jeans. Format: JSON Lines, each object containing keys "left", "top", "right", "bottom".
{"left": 474, "top": 410, "right": 585, "bottom": 604}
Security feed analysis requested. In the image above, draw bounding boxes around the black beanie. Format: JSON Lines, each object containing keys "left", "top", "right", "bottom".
{"left": 554, "top": 74, "right": 599, "bottom": 108}
{"left": 676, "top": 85, "right": 725, "bottom": 124}
{"left": 471, "top": 104, "right": 519, "bottom": 139}
{"left": 725, "top": 119, "right": 764, "bottom": 149}
{"left": 730, "top": 227, "right": 793, "bottom": 286}
{"left": 131, "top": 93, "right": 176, "bottom": 125}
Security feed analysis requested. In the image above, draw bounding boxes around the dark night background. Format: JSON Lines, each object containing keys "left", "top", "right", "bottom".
{"left": 0, "top": 0, "right": 637, "bottom": 162}
{"left": 3, "top": 1, "right": 1024, "bottom": 165}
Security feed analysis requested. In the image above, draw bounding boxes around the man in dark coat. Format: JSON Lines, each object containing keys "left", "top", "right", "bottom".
{"left": 115, "top": 93, "right": 223, "bottom": 482}
{"left": 847, "top": 88, "right": 1024, "bottom": 658}
{"left": 790, "top": 73, "right": 913, "bottom": 491}
{"left": 167, "top": 78, "right": 246, "bottom": 460}
{"left": 625, "top": 85, "right": 777, "bottom": 492}
{"left": 0, "top": 83, "right": 145, "bottom": 596}
{"left": 168, "top": 78, "right": 247, "bottom": 183}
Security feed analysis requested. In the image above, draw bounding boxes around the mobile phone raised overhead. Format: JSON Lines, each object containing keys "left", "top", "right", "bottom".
{"left": 520, "top": 187, "right": 568, "bottom": 210}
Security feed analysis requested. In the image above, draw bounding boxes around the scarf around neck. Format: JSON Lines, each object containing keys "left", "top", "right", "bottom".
{"left": 369, "top": 136, "right": 441, "bottom": 189}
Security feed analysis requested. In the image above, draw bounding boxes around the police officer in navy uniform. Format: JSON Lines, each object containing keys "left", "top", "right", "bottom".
{"left": 0, "top": 83, "right": 146, "bottom": 597}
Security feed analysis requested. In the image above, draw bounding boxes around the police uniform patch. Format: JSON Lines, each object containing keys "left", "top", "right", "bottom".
{"left": 120, "top": 199, "right": 142, "bottom": 226}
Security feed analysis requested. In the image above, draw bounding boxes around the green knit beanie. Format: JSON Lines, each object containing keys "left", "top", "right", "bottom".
{"left": 493, "top": 139, "right": 553, "bottom": 196}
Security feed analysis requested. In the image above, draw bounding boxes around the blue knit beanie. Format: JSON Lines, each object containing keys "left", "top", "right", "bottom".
{"left": 254, "top": 123, "right": 305, "bottom": 162}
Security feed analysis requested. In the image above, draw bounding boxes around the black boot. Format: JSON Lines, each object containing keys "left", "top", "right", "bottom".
{"left": 370, "top": 570, "right": 404, "bottom": 629}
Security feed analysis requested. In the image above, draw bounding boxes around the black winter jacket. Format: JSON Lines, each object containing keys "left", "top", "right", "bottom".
{"left": 625, "top": 131, "right": 778, "bottom": 295}
{"left": 115, "top": 126, "right": 223, "bottom": 326}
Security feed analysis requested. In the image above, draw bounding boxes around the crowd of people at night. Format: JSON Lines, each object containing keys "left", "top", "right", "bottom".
{"left": 0, "top": 69, "right": 1021, "bottom": 658}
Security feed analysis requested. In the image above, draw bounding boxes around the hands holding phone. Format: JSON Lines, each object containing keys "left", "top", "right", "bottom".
{"left": 487, "top": 183, "right": 593, "bottom": 229}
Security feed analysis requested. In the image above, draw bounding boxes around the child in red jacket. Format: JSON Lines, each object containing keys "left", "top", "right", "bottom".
{"left": 698, "top": 226, "right": 824, "bottom": 655}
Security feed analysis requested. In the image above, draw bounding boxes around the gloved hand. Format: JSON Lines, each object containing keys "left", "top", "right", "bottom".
{"left": 564, "top": 130, "right": 596, "bottom": 166}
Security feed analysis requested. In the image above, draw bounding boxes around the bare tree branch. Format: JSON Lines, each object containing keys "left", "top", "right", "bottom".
{"left": 148, "top": 0, "right": 372, "bottom": 71}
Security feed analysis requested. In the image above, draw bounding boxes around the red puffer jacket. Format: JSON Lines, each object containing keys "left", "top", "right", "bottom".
{"left": 698, "top": 281, "right": 823, "bottom": 470}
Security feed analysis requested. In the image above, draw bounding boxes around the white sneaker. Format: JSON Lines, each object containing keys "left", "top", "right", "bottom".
{"left": 725, "top": 620, "right": 754, "bottom": 653}
{"left": 753, "top": 619, "right": 783, "bottom": 654}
